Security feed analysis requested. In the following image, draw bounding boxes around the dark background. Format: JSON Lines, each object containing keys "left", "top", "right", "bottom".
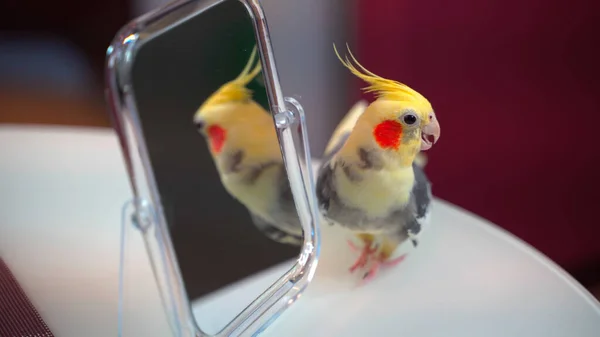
{"left": 131, "top": 0, "right": 296, "bottom": 300}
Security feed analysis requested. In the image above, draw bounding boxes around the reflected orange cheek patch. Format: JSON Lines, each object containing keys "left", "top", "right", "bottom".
{"left": 373, "top": 120, "right": 403, "bottom": 150}
{"left": 208, "top": 124, "right": 227, "bottom": 153}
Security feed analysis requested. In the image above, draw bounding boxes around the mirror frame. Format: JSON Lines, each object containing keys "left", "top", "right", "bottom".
{"left": 105, "top": 0, "right": 321, "bottom": 336}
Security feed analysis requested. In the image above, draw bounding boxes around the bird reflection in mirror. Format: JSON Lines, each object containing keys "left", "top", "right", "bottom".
{"left": 193, "top": 46, "right": 303, "bottom": 246}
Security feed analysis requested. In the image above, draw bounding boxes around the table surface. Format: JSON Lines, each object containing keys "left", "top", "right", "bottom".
{"left": 1, "top": 125, "right": 599, "bottom": 337}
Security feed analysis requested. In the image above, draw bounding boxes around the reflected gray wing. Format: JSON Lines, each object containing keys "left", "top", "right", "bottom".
{"left": 249, "top": 212, "right": 303, "bottom": 246}
{"left": 226, "top": 152, "right": 304, "bottom": 246}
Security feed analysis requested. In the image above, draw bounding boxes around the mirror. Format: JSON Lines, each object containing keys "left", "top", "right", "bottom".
{"left": 120, "top": 0, "right": 307, "bottom": 334}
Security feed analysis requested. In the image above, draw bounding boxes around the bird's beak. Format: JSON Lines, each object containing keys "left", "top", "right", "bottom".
{"left": 420, "top": 114, "right": 440, "bottom": 151}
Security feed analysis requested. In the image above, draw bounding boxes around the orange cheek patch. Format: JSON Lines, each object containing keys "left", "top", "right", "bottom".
{"left": 373, "top": 120, "right": 403, "bottom": 149}
{"left": 208, "top": 125, "right": 227, "bottom": 153}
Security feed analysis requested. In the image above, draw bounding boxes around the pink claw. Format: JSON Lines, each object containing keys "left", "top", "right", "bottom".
{"left": 347, "top": 240, "right": 361, "bottom": 252}
{"left": 358, "top": 254, "right": 408, "bottom": 285}
{"left": 361, "top": 261, "right": 381, "bottom": 284}
{"left": 382, "top": 254, "right": 407, "bottom": 267}
{"left": 348, "top": 244, "right": 376, "bottom": 273}
{"left": 349, "top": 251, "right": 369, "bottom": 273}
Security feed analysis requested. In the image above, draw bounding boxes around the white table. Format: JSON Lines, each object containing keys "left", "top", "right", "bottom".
{"left": 1, "top": 126, "right": 599, "bottom": 337}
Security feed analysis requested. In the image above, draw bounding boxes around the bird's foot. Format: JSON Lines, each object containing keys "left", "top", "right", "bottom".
{"left": 348, "top": 241, "right": 378, "bottom": 273}
{"left": 360, "top": 254, "right": 407, "bottom": 285}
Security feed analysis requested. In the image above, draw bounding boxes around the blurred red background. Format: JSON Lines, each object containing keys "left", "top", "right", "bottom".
{"left": 357, "top": 0, "right": 600, "bottom": 285}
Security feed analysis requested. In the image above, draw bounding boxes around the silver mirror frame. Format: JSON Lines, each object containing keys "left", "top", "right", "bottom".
{"left": 105, "top": 0, "right": 321, "bottom": 336}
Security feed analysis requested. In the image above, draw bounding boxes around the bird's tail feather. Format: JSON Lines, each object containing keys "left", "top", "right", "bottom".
{"left": 324, "top": 99, "right": 369, "bottom": 157}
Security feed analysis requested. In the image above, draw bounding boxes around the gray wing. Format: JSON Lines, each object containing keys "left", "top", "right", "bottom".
{"left": 412, "top": 162, "right": 432, "bottom": 221}
{"left": 316, "top": 132, "right": 349, "bottom": 217}
{"left": 403, "top": 162, "right": 433, "bottom": 246}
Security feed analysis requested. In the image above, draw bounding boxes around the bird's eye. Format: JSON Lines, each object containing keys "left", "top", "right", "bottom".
{"left": 194, "top": 120, "right": 205, "bottom": 131}
{"left": 403, "top": 114, "right": 418, "bottom": 125}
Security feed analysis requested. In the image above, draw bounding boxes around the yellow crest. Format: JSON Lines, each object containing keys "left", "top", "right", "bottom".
{"left": 200, "top": 46, "right": 262, "bottom": 109}
{"left": 334, "top": 44, "right": 429, "bottom": 106}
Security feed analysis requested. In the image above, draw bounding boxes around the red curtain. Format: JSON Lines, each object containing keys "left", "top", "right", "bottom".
{"left": 356, "top": 0, "right": 600, "bottom": 281}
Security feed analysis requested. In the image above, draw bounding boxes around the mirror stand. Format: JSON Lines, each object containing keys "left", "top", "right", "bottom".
{"left": 118, "top": 199, "right": 177, "bottom": 337}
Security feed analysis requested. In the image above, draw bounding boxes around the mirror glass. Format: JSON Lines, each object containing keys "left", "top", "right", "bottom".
{"left": 129, "top": 0, "right": 301, "bottom": 333}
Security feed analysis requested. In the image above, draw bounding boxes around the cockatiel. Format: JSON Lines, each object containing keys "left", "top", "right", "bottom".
{"left": 316, "top": 45, "right": 441, "bottom": 282}
{"left": 193, "top": 46, "right": 303, "bottom": 246}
